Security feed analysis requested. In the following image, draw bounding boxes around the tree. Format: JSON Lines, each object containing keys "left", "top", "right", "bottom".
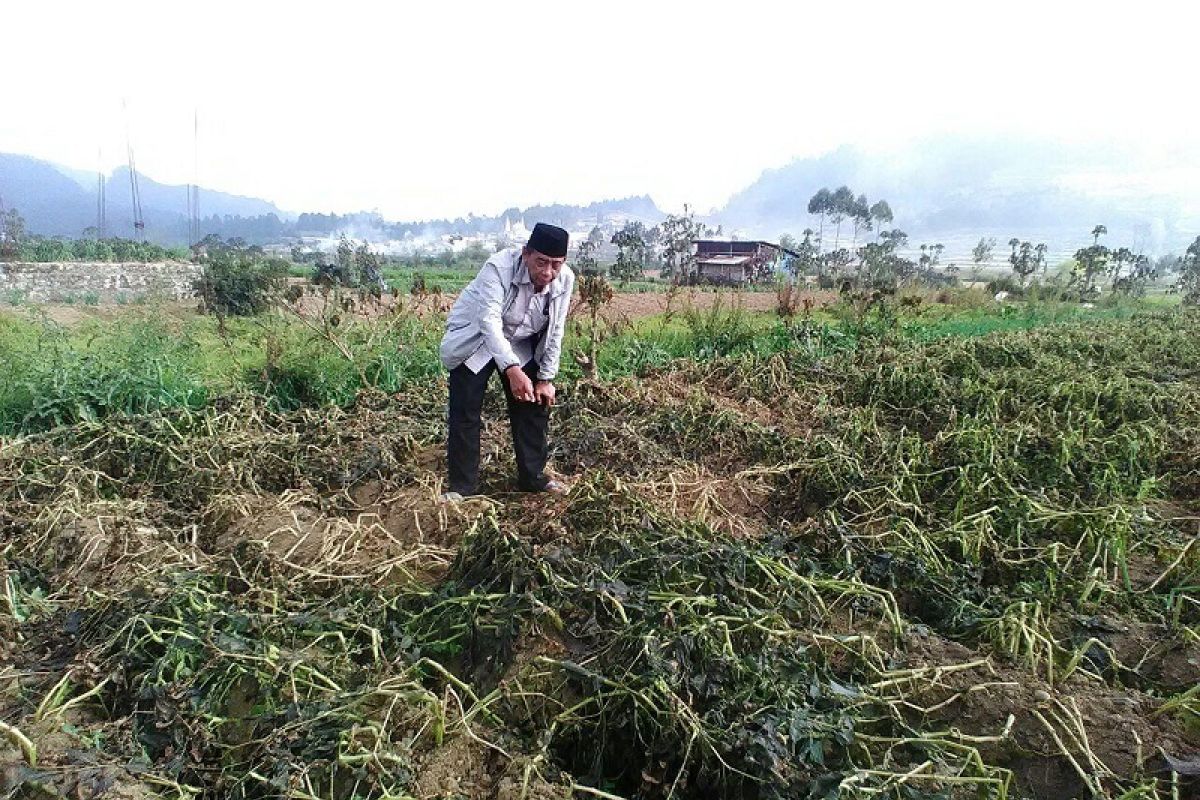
{"left": 850, "top": 193, "right": 872, "bottom": 252}
{"left": 879, "top": 229, "right": 909, "bottom": 252}
{"left": 1070, "top": 240, "right": 1110, "bottom": 301}
{"left": 1091, "top": 225, "right": 1108, "bottom": 245}
{"left": 971, "top": 236, "right": 996, "bottom": 281}
{"left": 574, "top": 237, "right": 602, "bottom": 276}
{"left": 807, "top": 188, "right": 833, "bottom": 251}
{"left": 658, "top": 205, "right": 702, "bottom": 282}
{"left": 642, "top": 225, "right": 662, "bottom": 270}
{"left": 785, "top": 229, "right": 821, "bottom": 281}
{"left": 869, "top": 200, "right": 893, "bottom": 241}
{"left": 610, "top": 221, "right": 648, "bottom": 285}
{"left": 336, "top": 235, "right": 355, "bottom": 278}
{"left": 1109, "top": 246, "right": 1154, "bottom": 296}
{"left": 858, "top": 232, "right": 915, "bottom": 290}
{"left": 353, "top": 242, "right": 386, "bottom": 293}
{"left": 312, "top": 235, "right": 359, "bottom": 286}
{"left": 918, "top": 243, "right": 944, "bottom": 276}
{"left": 1035, "top": 243, "right": 1048, "bottom": 278}
{"left": 1, "top": 208, "right": 26, "bottom": 260}
{"left": 1178, "top": 236, "right": 1200, "bottom": 304}
{"left": 1008, "top": 239, "right": 1046, "bottom": 287}
{"left": 828, "top": 186, "right": 855, "bottom": 251}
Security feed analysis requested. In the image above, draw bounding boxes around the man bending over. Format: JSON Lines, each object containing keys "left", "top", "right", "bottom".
{"left": 439, "top": 222, "right": 575, "bottom": 500}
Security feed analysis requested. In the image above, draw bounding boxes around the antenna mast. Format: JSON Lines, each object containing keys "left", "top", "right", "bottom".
{"left": 191, "top": 108, "right": 200, "bottom": 244}
{"left": 97, "top": 147, "right": 107, "bottom": 238}
{"left": 0, "top": 193, "right": 9, "bottom": 258}
{"left": 123, "top": 100, "right": 145, "bottom": 240}
{"left": 185, "top": 161, "right": 192, "bottom": 244}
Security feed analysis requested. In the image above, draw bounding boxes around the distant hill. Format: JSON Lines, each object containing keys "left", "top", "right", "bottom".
{"left": 108, "top": 165, "right": 283, "bottom": 221}
{"left": 715, "top": 136, "right": 1200, "bottom": 258}
{"left": 0, "top": 154, "right": 96, "bottom": 237}
{"left": 0, "top": 153, "right": 287, "bottom": 243}
{"left": 12, "top": 138, "right": 1191, "bottom": 260}
{"left": 0, "top": 151, "right": 664, "bottom": 247}
{"left": 517, "top": 195, "right": 663, "bottom": 230}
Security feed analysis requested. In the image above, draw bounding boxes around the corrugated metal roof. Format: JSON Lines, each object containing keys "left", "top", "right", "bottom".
{"left": 697, "top": 256, "right": 752, "bottom": 266}
{"left": 694, "top": 240, "right": 801, "bottom": 258}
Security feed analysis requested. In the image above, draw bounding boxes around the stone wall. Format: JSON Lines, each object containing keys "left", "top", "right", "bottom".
{"left": 0, "top": 261, "right": 203, "bottom": 304}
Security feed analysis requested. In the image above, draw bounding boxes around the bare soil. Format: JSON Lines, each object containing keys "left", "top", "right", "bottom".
{"left": 8, "top": 287, "right": 838, "bottom": 327}
{"left": 900, "top": 632, "right": 1198, "bottom": 799}
{"left": 591, "top": 287, "right": 835, "bottom": 322}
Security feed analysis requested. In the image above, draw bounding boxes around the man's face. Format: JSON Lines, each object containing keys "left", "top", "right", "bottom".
{"left": 524, "top": 248, "right": 566, "bottom": 289}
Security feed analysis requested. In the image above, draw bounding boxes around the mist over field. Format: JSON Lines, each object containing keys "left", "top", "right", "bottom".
{"left": 718, "top": 136, "right": 1200, "bottom": 258}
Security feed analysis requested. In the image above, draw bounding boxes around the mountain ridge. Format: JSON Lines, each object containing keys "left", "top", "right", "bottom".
{"left": 713, "top": 136, "right": 1198, "bottom": 255}
{"left": 0, "top": 152, "right": 666, "bottom": 245}
{"left": 4, "top": 136, "right": 1197, "bottom": 255}
{"left": 0, "top": 153, "right": 288, "bottom": 242}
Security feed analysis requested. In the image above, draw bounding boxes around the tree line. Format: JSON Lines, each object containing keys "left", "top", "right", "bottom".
{"left": 969, "top": 226, "right": 1176, "bottom": 300}
{"left": 779, "top": 187, "right": 1191, "bottom": 301}
{"left": 774, "top": 186, "right": 944, "bottom": 290}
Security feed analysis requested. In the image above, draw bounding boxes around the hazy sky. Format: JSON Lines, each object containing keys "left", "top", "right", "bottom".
{"left": 4, "top": 0, "right": 1197, "bottom": 220}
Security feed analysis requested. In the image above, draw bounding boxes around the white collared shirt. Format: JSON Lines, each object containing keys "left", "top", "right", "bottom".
{"left": 463, "top": 267, "right": 550, "bottom": 373}
{"left": 440, "top": 247, "right": 575, "bottom": 381}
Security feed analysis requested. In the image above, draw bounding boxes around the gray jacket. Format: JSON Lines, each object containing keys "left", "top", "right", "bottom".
{"left": 439, "top": 247, "right": 575, "bottom": 381}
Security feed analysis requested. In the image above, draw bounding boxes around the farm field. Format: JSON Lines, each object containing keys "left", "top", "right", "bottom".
{"left": 2, "top": 286, "right": 788, "bottom": 330}
{"left": 1, "top": 294, "right": 1198, "bottom": 799}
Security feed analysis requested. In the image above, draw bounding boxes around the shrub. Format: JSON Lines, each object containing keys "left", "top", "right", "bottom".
{"left": 0, "top": 317, "right": 209, "bottom": 432}
{"left": 29, "top": 238, "right": 74, "bottom": 262}
{"left": 775, "top": 280, "right": 802, "bottom": 317}
{"left": 194, "top": 242, "right": 289, "bottom": 316}
{"left": 985, "top": 275, "right": 1026, "bottom": 297}
{"left": 683, "top": 296, "right": 757, "bottom": 357}
{"left": 1023, "top": 281, "right": 1074, "bottom": 303}
{"left": 1179, "top": 235, "right": 1200, "bottom": 305}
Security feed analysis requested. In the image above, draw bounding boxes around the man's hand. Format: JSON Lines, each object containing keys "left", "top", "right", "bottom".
{"left": 505, "top": 365, "right": 536, "bottom": 403}
{"left": 534, "top": 380, "right": 556, "bottom": 407}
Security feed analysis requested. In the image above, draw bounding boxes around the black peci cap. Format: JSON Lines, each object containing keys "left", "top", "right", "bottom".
{"left": 527, "top": 222, "right": 569, "bottom": 258}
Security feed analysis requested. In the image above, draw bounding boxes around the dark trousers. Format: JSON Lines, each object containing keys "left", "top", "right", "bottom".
{"left": 447, "top": 360, "right": 550, "bottom": 495}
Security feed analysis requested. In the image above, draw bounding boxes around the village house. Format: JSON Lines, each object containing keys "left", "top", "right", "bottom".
{"left": 693, "top": 240, "right": 798, "bottom": 285}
